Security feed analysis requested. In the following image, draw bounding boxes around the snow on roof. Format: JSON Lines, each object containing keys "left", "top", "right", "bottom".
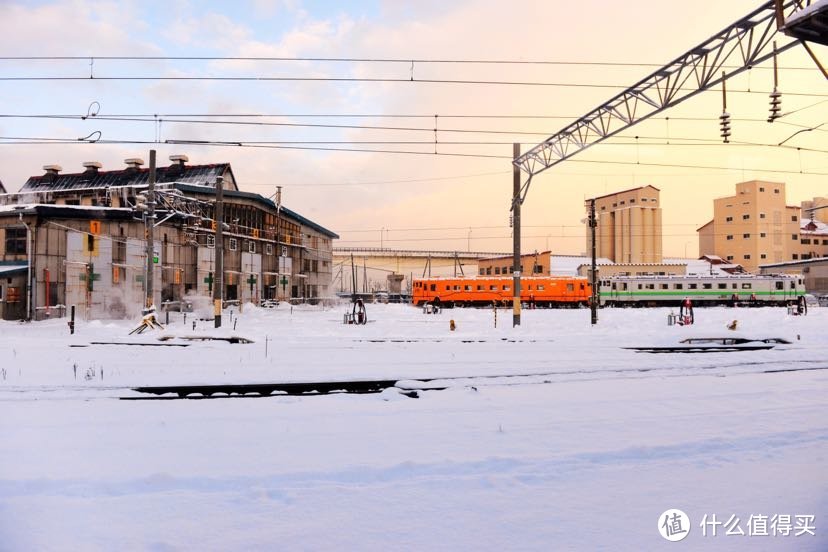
{"left": 551, "top": 255, "right": 612, "bottom": 275}
{"left": 0, "top": 264, "right": 27, "bottom": 276}
{"left": 801, "top": 219, "right": 828, "bottom": 235}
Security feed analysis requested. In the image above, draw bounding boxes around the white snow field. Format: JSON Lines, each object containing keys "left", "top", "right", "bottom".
{"left": 0, "top": 302, "right": 826, "bottom": 551}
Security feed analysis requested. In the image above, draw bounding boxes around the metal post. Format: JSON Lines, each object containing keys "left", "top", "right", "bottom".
{"left": 590, "top": 199, "right": 599, "bottom": 325}
{"left": 214, "top": 176, "right": 224, "bottom": 328}
{"left": 512, "top": 142, "right": 521, "bottom": 327}
{"left": 145, "top": 150, "right": 156, "bottom": 309}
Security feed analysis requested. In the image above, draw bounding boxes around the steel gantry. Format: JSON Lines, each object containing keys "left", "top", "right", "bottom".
{"left": 513, "top": 0, "right": 824, "bottom": 187}
{"left": 508, "top": 0, "right": 827, "bottom": 326}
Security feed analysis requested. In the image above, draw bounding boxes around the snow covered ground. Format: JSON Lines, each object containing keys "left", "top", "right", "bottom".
{"left": 1, "top": 302, "right": 826, "bottom": 550}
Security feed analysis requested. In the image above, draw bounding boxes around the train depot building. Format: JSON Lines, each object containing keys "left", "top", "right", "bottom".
{"left": 0, "top": 155, "right": 337, "bottom": 321}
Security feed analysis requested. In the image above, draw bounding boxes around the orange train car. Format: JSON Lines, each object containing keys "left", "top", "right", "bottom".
{"left": 411, "top": 276, "right": 591, "bottom": 308}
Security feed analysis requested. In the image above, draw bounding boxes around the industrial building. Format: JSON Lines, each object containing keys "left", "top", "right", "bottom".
{"left": 585, "top": 185, "right": 663, "bottom": 264}
{"left": 0, "top": 155, "right": 337, "bottom": 321}
{"left": 697, "top": 180, "right": 828, "bottom": 273}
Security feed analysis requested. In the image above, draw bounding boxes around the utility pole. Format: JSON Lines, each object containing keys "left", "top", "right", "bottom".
{"left": 214, "top": 176, "right": 224, "bottom": 328}
{"left": 589, "top": 198, "right": 598, "bottom": 325}
{"left": 145, "top": 150, "right": 156, "bottom": 310}
{"left": 512, "top": 143, "right": 521, "bottom": 327}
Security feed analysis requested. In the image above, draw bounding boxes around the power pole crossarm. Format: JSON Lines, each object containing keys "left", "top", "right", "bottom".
{"left": 514, "top": 0, "right": 802, "bottom": 178}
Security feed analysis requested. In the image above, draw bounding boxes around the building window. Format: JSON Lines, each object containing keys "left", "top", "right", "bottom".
{"left": 760, "top": 254, "right": 767, "bottom": 259}
{"left": 726, "top": 235, "right": 734, "bottom": 240}
{"left": 774, "top": 188, "right": 780, "bottom": 194}
{"left": 206, "top": 234, "right": 215, "bottom": 248}
{"left": 494, "top": 267, "right": 500, "bottom": 275}
{"left": 486, "top": 267, "right": 491, "bottom": 275}
{"left": 4, "top": 228, "right": 26, "bottom": 255}
{"left": 760, "top": 232, "right": 766, "bottom": 238}
{"left": 726, "top": 216, "right": 733, "bottom": 222}
{"left": 641, "top": 198, "right": 647, "bottom": 202}
{"left": 791, "top": 215, "right": 798, "bottom": 222}
{"left": 743, "top": 233, "right": 750, "bottom": 239}
{"left": 248, "top": 241, "right": 255, "bottom": 253}
{"left": 759, "top": 213, "right": 766, "bottom": 219}
{"left": 620, "top": 201, "right": 625, "bottom": 205}
{"left": 266, "top": 243, "right": 273, "bottom": 255}
{"left": 629, "top": 198, "right": 636, "bottom": 204}
{"left": 801, "top": 238, "right": 811, "bottom": 245}
{"left": 793, "top": 254, "right": 799, "bottom": 259}
{"left": 479, "top": 268, "right": 485, "bottom": 276}
{"left": 759, "top": 187, "right": 765, "bottom": 192}
{"left": 792, "top": 234, "right": 798, "bottom": 241}
{"left": 726, "top": 256, "right": 734, "bottom": 261}
{"left": 744, "top": 254, "right": 751, "bottom": 260}
{"left": 823, "top": 240, "right": 828, "bottom": 246}
{"left": 229, "top": 238, "right": 238, "bottom": 251}
{"left": 742, "top": 214, "right": 750, "bottom": 220}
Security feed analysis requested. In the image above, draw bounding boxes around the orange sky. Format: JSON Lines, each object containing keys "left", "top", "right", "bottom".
{"left": 0, "top": 0, "right": 825, "bottom": 257}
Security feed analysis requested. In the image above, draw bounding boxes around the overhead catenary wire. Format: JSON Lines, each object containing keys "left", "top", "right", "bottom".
{"left": 0, "top": 55, "right": 820, "bottom": 71}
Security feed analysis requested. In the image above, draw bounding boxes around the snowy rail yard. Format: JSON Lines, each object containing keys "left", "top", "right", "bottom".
{"left": 1, "top": 303, "right": 826, "bottom": 550}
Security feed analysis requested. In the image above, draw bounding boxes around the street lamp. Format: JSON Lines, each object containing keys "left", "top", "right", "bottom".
{"left": 380, "top": 227, "right": 385, "bottom": 249}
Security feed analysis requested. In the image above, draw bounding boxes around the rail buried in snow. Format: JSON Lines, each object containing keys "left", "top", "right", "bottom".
{"left": 625, "top": 337, "right": 792, "bottom": 353}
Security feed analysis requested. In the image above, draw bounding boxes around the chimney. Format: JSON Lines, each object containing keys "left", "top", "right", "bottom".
{"left": 168, "top": 154, "right": 188, "bottom": 177}
{"left": 82, "top": 161, "right": 103, "bottom": 174}
{"left": 124, "top": 158, "right": 144, "bottom": 170}
{"left": 42, "top": 164, "right": 62, "bottom": 182}
{"left": 169, "top": 154, "right": 188, "bottom": 167}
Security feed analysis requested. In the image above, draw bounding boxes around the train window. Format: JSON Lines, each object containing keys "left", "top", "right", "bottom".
{"left": 660, "top": 284, "right": 668, "bottom": 289}
{"left": 646, "top": 284, "right": 655, "bottom": 290}
{"left": 703, "top": 283, "right": 712, "bottom": 289}
{"left": 637, "top": 284, "right": 642, "bottom": 290}
{"left": 622, "top": 283, "right": 628, "bottom": 291}
{"left": 718, "top": 284, "right": 727, "bottom": 289}
{"left": 688, "top": 284, "right": 697, "bottom": 289}
{"left": 454, "top": 285, "right": 460, "bottom": 291}
{"left": 732, "top": 284, "right": 737, "bottom": 289}
{"left": 476, "top": 285, "right": 482, "bottom": 291}
{"left": 611, "top": 283, "right": 617, "bottom": 290}
{"left": 775, "top": 281, "right": 783, "bottom": 290}
{"left": 503, "top": 285, "right": 510, "bottom": 291}
{"left": 742, "top": 283, "right": 752, "bottom": 289}
{"left": 674, "top": 284, "right": 683, "bottom": 290}
{"left": 490, "top": 285, "right": 497, "bottom": 291}
{"left": 446, "top": 285, "right": 450, "bottom": 290}
{"left": 791, "top": 281, "right": 796, "bottom": 289}
{"left": 527, "top": 285, "right": 532, "bottom": 290}
{"left": 537, "top": 285, "right": 545, "bottom": 291}
{"left": 566, "top": 284, "right": 574, "bottom": 292}
{"left": 430, "top": 284, "right": 436, "bottom": 291}
{"left": 580, "top": 283, "right": 585, "bottom": 290}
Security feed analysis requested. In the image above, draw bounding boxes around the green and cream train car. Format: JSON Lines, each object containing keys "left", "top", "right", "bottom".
{"left": 599, "top": 273, "right": 805, "bottom": 307}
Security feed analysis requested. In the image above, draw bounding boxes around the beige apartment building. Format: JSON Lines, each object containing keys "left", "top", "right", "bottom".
{"left": 696, "top": 180, "right": 826, "bottom": 273}
{"left": 585, "top": 185, "right": 663, "bottom": 264}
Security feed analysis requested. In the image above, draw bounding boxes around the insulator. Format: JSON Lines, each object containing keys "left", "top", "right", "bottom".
{"left": 768, "top": 90, "right": 782, "bottom": 123}
{"left": 509, "top": 214, "right": 513, "bottom": 228}
{"left": 719, "top": 112, "right": 731, "bottom": 143}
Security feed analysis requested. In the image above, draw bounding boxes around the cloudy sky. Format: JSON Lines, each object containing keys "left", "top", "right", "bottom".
{"left": 0, "top": 0, "right": 826, "bottom": 256}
